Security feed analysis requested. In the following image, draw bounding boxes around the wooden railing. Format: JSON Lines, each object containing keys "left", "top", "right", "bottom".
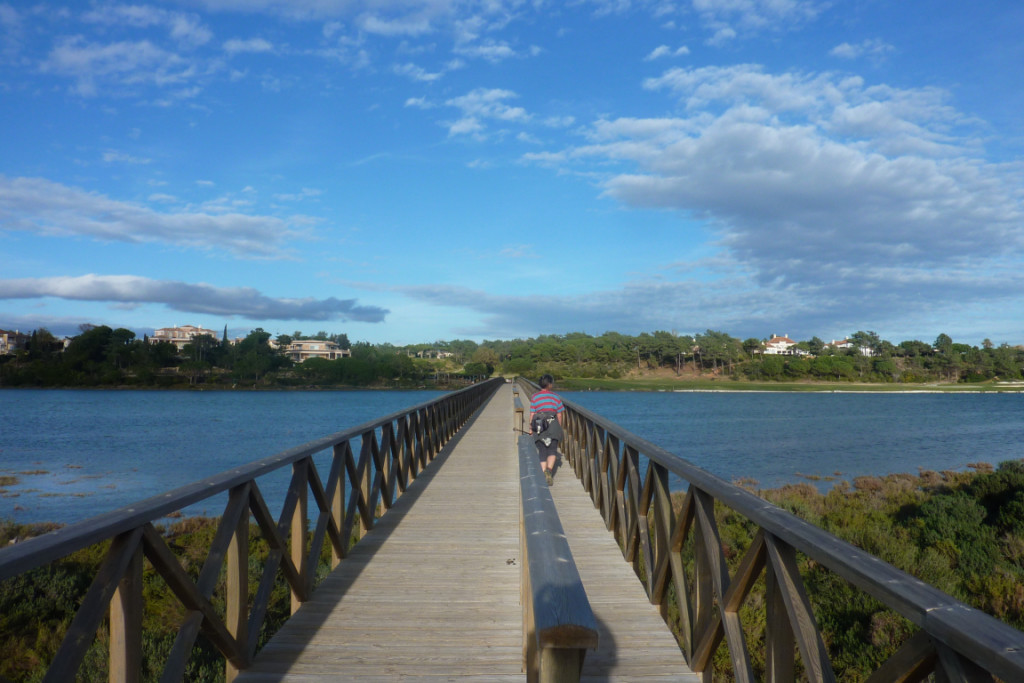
{"left": 0, "top": 378, "right": 503, "bottom": 683}
{"left": 516, "top": 378, "right": 1024, "bottom": 682}
{"left": 518, "top": 434, "right": 598, "bottom": 682}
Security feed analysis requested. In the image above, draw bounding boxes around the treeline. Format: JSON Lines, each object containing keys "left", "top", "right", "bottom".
{"left": 450, "top": 330, "right": 1024, "bottom": 384}
{"left": 3, "top": 326, "right": 1023, "bottom": 388}
{"left": 0, "top": 326, "right": 464, "bottom": 388}
{"left": 4, "top": 462, "right": 1022, "bottom": 681}
{"left": 704, "top": 460, "right": 1024, "bottom": 679}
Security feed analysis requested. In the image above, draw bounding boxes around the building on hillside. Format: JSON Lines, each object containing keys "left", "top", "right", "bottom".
{"left": 0, "top": 329, "right": 30, "bottom": 355}
{"left": 826, "top": 339, "right": 877, "bottom": 356}
{"left": 413, "top": 349, "right": 455, "bottom": 359}
{"left": 764, "top": 334, "right": 807, "bottom": 356}
{"left": 285, "top": 339, "right": 352, "bottom": 363}
{"left": 150, "top": 325, "right": 221, "bottom": 351}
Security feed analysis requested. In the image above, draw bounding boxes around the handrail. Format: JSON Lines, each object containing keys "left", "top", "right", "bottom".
{"left": 518, "top": 434, "right": 598, "bottom": 682}
{"left": 0, "top": 377, "right": 503, "bottom": 682}
{"left": 516, "top": 377, "right": 1024, "bottom": 682}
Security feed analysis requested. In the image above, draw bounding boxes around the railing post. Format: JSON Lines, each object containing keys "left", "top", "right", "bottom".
{"left": 109, "top": 544, "right": 143, "bottom": 683}
{"left": 291, "top": 459, "right": 309, "bottom": 614}
{"left": 331, "top": 442, "right": 345, "bottom": 568}
{"left": 765, "top": 560, "right": 795, "bottom": 683}
{"left": 226, "top": 488, "right": 249, "bottom": 682}
{"left": 540, "top": 648, "right": 585, "bottom": 683}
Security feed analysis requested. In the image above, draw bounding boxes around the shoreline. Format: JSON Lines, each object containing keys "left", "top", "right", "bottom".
{"left": 5, "top": 376, "right": 1024, "bottom": 394}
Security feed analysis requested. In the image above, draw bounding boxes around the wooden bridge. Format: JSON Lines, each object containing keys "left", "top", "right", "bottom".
{"left": 2, "top": 378, "right": 1024, "bottom": 682}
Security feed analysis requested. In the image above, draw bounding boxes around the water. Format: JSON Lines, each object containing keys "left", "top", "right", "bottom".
{"left": 1, "top": 389, "right": 1022, "bottom": 524}
{"left": 0, "top": 389, "right": 442, "bottom": 524}
{"left": 564, "top": 391, "right": 1024, "bottom": 490}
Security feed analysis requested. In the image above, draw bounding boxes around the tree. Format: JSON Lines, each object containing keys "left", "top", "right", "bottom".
{"left": 695, "top": 330, "right": 743, "bottom": 373}
{"left": 742, "top": 338, "right": 763, "bottom": 359}
{"left": 849, "top": 330, "right": 882, "bottom": 355}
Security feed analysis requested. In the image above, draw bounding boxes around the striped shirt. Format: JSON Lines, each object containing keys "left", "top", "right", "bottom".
{"left": 529, "top": 389, "right": 564, "bottom": 415}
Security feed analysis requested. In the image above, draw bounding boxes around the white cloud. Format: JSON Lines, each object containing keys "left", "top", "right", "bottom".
{"left": 0, "top": 274, "right": 389, "bottom": 322}
{"left": 522, "top": 64, "right": 1024, "bottom": 332}
{"left": 645, "top": 44, "right": 690, "bottom": 60}
{"left": 405, "top": 96, "right": 434, "bottom": 109}
{"left": 82, "top": 5, "right": 212, "bottom": 47}
{"left": 706, "top": 26, "right": 737, "bottom": 45}
{"left": 41, "top": 36, "right": 199, "bottom": 97}
{"left": 0, "top": 176, "right": 306, "bottom": 258}
{"left": 692, "top": 0, "right": 822, "bottom": 30}
{"left": 273, "top": 188, "right": 322, "bottom": 201}
{"left": 102, "top": 150, "right": 152, "bottom": 164}
{"left": 448, "top": 116, "right": 484, "bottom": 137}
{"left": 454, "top": 39, "right": 516, "bottom": 63}
{"left": 394, "top": 62, "right": 443, "bottom": 82}
{"left": 0, "top": 3, "right": 24, "bottom": 57}
{"left": 830, "top": 39, "right": 895, "bottom": 63}
{"left": 687, "top": 0, "right": 821, "bottom": 44}
{"left": 359, "top": 12, "right": 434, "bottom": 36}
{"left": 443, "top": 88, "right": 531, "bottom": 138}
{"left": 223, "top": 37, "right": 275, "bottom": 55}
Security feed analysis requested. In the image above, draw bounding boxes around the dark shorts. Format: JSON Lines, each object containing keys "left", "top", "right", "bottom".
{"left": 536, "top": 439, "right": 559, "bottom": 459}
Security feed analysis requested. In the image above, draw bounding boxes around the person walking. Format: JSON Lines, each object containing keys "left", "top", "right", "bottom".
{"left": 529, "top": 374, "right": 564, "bottom": 485}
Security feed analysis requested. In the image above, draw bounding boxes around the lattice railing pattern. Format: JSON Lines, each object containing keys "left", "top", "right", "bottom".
{"left": 0, "top": 377, "right": 503, "bottom": 683}
{"left": 518, "top": 378, "right": 1024, "bottom": 683}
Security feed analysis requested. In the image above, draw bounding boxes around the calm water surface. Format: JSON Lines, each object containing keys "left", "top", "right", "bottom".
{"left": 0, "top": 389, "right": 442, "bottom": 524}
{"left": 1, "top": 389, "right": 1022, "bottom": 524}
{"left": 565, "top": 391, "right": 1024, "bottom": 490}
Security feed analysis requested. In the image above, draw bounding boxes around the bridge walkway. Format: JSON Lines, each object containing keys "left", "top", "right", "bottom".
{"left": 235, "top": 384, "right": 693, "bottom": 681}
{"left": 548, "top": 461, "right": 700, "bottom": 682}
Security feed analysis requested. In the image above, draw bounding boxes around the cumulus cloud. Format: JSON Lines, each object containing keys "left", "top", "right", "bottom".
{"left": 645, "top": 44, "right": 690, "bottom": 60}
{"left": 0, "top": 275, "right": 389, "bottom": 322}
{"left": 0, "top": 176, "right": 307, "bottom": 258}
{"left": 692, "top": 0, "right": 822, "bottom": 32}
{"left": 394, "top": 62, "right": 444, "bottom": 82}
{"left": 672, "top": 0, "right": 824, "bottom": 45}
{"left": 223, "top": 37, "right": 275, "bottom": 54}
{"left": 830, "top": 38, "right": 895, "bottom": 63}
{"left": 102, "top": 150, "right": 152, "bottom": 164}
{"left": 445, "top": 87, "right": 530, "bottom": 137}
{"left": 454, "top": 39, "right": 517, "bottom": 62}
{"left": 0, "top": 3, "right": 24, "bottom": 57}
{"left": 520, "top": 64, "right": 1024, "bottom": 335}
{"left": 82, "top": 5, "right": 213, "bottom": 47}
{"left": 41, "top": 36, "right": 199, "bottom": 96}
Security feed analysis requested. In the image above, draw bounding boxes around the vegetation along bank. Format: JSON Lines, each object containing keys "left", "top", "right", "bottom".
{"left": 2, "top": 460, "right": 1023, "bottom": 681}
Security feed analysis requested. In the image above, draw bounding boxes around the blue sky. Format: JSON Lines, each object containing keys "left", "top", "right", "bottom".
{"left": 2, "top": 1, "right": 1022, "bottom": 347}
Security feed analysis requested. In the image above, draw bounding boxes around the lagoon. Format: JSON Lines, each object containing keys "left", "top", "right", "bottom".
{"left": 1, "top": 388, "right": 1021, "bottom": 524}
{"left": 567, "top": 390, "right": 1024, "bottom": 490}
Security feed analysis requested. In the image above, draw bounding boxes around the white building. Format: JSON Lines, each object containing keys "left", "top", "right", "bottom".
{"left": 827, "top": 339, "right": 877, "bottom": 356}
{"left": 285, "top": 340, "right": 352, "bottom": 363}
{"left": 150, "top": 325, "right": 221, "bottom": 351}
{"left": 764, "top": 334, "right": 807, "bottom": 356}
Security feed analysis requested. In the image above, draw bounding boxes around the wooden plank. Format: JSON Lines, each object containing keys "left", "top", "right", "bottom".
{"left": 110, "top": 543, "right": 143, "bottom": 683}
{"left": 547, "top": 456, "right": 699, "bottom": 682}
{"left": 235, "top": 385, "right": 522, "bottom": 681}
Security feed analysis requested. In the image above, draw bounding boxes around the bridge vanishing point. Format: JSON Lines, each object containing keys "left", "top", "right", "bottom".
{"left": 2, "top": 378, "right": 1024, "bottom": 682}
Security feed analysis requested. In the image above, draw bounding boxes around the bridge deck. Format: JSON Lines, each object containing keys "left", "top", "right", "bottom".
{"left": 549, "top": 462, "right": 700, "bottom": 681}
{"left": 236, "top": 385, "right": 694, "bottom": 681}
